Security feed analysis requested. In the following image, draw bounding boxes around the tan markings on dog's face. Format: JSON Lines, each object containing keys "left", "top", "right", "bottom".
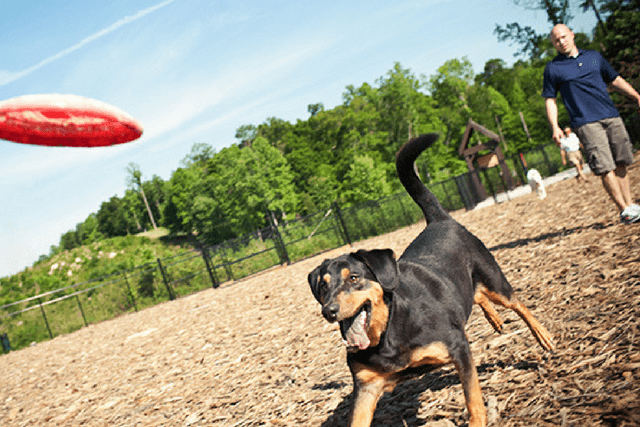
{"left": 335, "top": 281, "right": 389, "bottom": 348}
{"left": 322, "top": 273, "right": 331, "bottom": 285}
{"left": 317, "top": 273, "right": 332, "bottom": 304}
{"left": 341, "top": 268, "right": 350, "bottom": 281}
{"left": 407, "top": 341, "right": 452, "bottom": 368}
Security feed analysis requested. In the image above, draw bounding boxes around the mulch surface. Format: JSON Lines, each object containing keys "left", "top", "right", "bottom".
{"left": 2, "top": 161, "right": 639, "bottom": 427}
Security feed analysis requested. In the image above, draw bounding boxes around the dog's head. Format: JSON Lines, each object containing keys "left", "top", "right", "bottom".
{"left": 307, "top": 249, "right": 398, "bottom": 352}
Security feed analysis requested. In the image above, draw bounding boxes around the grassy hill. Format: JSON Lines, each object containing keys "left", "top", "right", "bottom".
{"left": 0, "top": 229, "right": 196, "bottom": 307}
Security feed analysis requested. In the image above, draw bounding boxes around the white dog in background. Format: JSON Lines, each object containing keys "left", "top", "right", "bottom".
{"left": 527, "top": 168, "right": 547, "bottom": 200}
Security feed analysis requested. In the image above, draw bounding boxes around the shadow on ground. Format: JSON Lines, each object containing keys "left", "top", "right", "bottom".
{"left": 318, "top": 361, "right": 541, "bottom": 427}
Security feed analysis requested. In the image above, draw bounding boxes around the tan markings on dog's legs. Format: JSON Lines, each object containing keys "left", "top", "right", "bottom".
{"left": 480, "top": 287, "right": 555, "bottom": 351}
{"left": 335, "top": 282, "right": 388, "bottom": 347}
{"left": 407, "top": 341, "right": 452, "bottom": 368}
{"left": 474, "top": 289, "right": 503, "bottom": 333}
{"left": 454, "top": 352, "right": 487, "bottom": 427}
{"left": 349, "top": 362, "right": 397, "bottom": 427}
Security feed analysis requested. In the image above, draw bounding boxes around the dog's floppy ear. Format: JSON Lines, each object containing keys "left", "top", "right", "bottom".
{"left": 351, "top": 249, "right": 399, "bottom": 291}
{"left": 307, "top": 259, "right": 329, "bottom": 302}
{"left": 307, "top": 266, "right": 323, "bottom": 302}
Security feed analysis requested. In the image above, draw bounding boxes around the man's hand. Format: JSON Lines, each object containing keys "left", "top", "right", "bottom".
{"left": 545, "top": 98, "right": 564, "bottom": 146}
{"left": 552, "top": 127, "right": 564, "bottom": 146}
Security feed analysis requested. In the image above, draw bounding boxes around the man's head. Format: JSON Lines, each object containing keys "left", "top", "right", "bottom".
{"left": 550, "top": 24, "right": 578, "bottom": 57}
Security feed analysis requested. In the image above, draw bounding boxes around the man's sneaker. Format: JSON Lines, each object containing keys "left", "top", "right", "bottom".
{"left": 620, "top": 205, "right": 640, "bottom": 224}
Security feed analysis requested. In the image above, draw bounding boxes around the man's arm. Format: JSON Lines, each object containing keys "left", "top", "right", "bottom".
{"left": 610, "top": 76, "right": 640, "bottom": 108}
{"left": 545, "top": 98, "right": 565, "bottom": 145}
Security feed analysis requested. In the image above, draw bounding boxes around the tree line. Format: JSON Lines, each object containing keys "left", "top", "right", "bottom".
{"left": 47, "top": 0, "right": 638, "bottom": 260}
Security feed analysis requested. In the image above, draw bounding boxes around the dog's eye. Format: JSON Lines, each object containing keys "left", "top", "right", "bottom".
{"left": 348, "top": 275, "right": 358, "bottom": 283}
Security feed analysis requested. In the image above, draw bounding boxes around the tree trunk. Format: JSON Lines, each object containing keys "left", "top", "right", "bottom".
{"left": 140, "top": 188, "right": 158, "bottom": 230}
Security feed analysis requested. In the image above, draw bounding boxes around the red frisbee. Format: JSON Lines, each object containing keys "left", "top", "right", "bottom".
{"left": 0, "top": 94, "right": 143, "bottom": 147}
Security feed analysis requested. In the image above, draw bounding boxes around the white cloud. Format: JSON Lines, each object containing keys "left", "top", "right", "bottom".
{"left": 0, "top": 0, "right": 178, "bottom": 87}
{"left": 137, "top": 36, "right": 336, "bottom": 141}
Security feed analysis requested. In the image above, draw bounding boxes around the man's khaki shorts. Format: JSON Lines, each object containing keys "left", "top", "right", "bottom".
{"left": 575, "top": 117, "right": 634, "bottom": 175}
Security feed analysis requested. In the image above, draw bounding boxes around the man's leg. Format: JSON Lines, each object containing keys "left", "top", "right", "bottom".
{"left": 615, "top": 164, "right": 633, "bottom": 207}
{"left": 577, "top": 118, "right": 636, "bottom": 221}
{"left": 601, "top": 167, "right": 629, "bottom": 212}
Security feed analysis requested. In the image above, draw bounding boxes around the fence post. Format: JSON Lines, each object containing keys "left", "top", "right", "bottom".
{"left": 0, "top": 333, "right": 10, "bottom": 353}
{"left": 202, "top": 248, "right": 219, "bottom": 288}
{"left": 75, "top": 295, "right": 88, "bottom": 326}
{"left": 121, "top": 271, "right": 138, "bottom": 312}
{"left": 38, "top": 298, "right": 53, "bottom": 339}
{"left": 455, "top": 174, "right": 477, "bottom": 210}
{"left": 156, "top": 258, "right": 175, "bottom": 300}
{"left": 332, "top": 202, "right": 352, "bottom": 246}
{"left": 267, "top": 212, "right": 290, "bottom": 265}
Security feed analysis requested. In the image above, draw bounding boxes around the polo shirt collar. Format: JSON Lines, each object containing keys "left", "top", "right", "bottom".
{"left": 566, "top": 48, "right": 583, "bottom": 59}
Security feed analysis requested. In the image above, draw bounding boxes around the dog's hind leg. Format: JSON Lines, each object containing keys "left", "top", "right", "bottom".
{"left": 477, "top": 286, "right": 555, "bottom": 352}
{"left": 474, "top": 291, "right": 503, "bottom": 333}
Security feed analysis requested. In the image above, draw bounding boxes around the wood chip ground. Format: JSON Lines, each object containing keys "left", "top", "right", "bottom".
{"left": 2, "top": 160, "right": 639, "bottom": 426}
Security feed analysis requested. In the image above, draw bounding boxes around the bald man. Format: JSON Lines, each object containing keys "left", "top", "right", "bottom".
{"left": 543, "top": 24, "right": 640, "bottom": 224}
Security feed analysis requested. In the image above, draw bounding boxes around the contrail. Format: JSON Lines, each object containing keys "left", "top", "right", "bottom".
{"left": 0, "top": 0, "right": 177, "bottom": 86}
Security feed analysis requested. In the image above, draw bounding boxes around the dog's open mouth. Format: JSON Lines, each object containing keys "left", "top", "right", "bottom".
{"left": 340, "top": 304, "right": 371, "bottom": 352}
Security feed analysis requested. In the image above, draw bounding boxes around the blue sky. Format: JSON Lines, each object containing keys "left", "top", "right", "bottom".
{"left": 1, "top": 0, "right": 597, "bottom": 278}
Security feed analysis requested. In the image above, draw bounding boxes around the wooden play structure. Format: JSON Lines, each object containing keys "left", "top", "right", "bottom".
{"left": 458, "top": 119, "right": 515, "bottom": 202}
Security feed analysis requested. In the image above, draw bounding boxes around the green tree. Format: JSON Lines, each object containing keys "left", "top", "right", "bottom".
{"left": 76, "top": 213, "right": 103, "bottom": 245}
{"left": 257, "top": 117, "right": 293, "bottom": 149}
{"left": 307, "top": 103, "right": 324, "bottom": 116}
{"left": 598, "top": 0, "right": 640, "bottom": 119}
{"left": 97, "top": 196, "right": 131, "bottom": 237}
{"left": 143, "top": 176, "right": 167, "bottom": 228}
{"left": 376, "top": 62, "right": 424, "bottom": 148}
{"left": 164, "top": 166, "right": 204, "bottom": 235}
{"left": 494, "top": 0, "right": 571, "bottom": 59}
{"left": 180, "top": 142, "right": 215, "bottom": 167}
{"left": 427, "top": 57, "right": 475, "bottom": 145}
{"left": 234, "top": 124, "right": 258, "bottom": 145}
{"left": 418, "top": 138, "right": 468, "bottom": 182}
{"left": 59, "top": 229, "right": 79, "bottom": 251}
{"left": 580, "top": 0, "right": 608, "bottom": 36}
{"left": 194, "top": 137, "right": 299, "bottom": 243}
{"left": 341, "top": 155, "right": 393, "bottom": 205}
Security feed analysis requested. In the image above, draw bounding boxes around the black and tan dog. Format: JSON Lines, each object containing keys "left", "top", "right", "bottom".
{"left": 307, "top": 134, "right": 555, "bottom": 427}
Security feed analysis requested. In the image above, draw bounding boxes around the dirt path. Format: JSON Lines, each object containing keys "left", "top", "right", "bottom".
{"left": 1, "top": 163, "right": 639, "bottom": 427}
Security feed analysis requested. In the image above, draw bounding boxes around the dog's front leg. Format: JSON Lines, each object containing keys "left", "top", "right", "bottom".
{"left": 452, "top": 343, "right": 487, "bottom": 427}
{"left": 349, "top": 362, "right": 397, "bottom": 427}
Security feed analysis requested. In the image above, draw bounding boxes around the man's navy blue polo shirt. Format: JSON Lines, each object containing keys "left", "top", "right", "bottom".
{"left": 542, "top": 49, "right": 620, "bottom": 128}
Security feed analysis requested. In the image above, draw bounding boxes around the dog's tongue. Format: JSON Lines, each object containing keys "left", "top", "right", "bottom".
{"left": 345, "top": 310, "right": 370, "bottom": 351}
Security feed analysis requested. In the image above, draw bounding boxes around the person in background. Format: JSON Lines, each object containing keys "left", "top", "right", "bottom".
{"left": 559, "top": 126, "right": 588, "bottom": 182}
{"left": 543, "top": 24, "right": 640, "bottom": 224}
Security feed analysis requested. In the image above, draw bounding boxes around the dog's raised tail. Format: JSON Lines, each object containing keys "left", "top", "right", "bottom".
{"left": 396, "top": 134, "right": 452, "bottom": 224}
